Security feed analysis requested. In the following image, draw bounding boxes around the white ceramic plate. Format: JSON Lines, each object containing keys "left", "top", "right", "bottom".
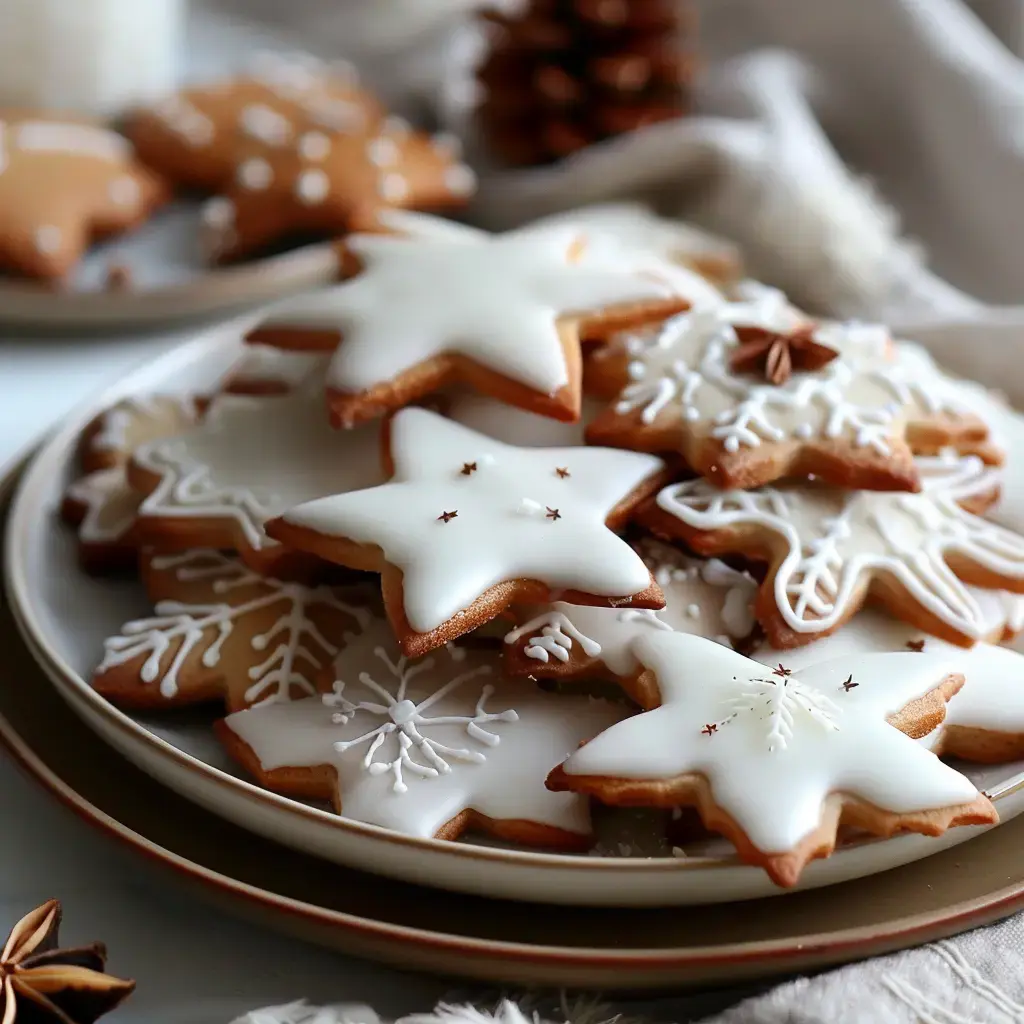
{"left": 7, "top": 325, "right": 1024, "bottom": 907}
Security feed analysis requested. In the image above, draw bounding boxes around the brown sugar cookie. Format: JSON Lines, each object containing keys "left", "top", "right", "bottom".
{"left": 0, "top": 114, "right": 168, "bottom": 280}
{"left": 585, "top": 283, "right": 996, "bottom": 492}
{"left": 246, "top": 226, "right": 693, "bottom": 428}
{"left": 218, "top": 606, "right": 626, "bottom": 847}
{"left": 93, "top": 549, "right": 370, "bottom": 712}
{"left": 266, "top": 406, "right": 671, "bottom": 657}
{"left": 547, "top": 631, "right": 996, "bottom": 887}
{"left": 640, "top": 452, "right": 1024, "bottom": 649}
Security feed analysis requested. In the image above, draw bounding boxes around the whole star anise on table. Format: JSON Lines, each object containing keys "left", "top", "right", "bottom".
{"left": 729, "top": 324, "right": 838, "bottom": 386}
{"left": 0, "top": 900, "right": 134, "bottom": 1024}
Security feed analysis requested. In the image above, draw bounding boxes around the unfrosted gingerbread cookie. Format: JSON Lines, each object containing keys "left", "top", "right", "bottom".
{"left": 267, "top": 406, "right": 670, "bottom": 657}
{"left": 218, "top": 607, "right": 626, "bottom": 847}
{"left": 547, "top": 631, "right": 995, "bottom": 887}
{"left": 0, "top": 115, "right": 168, "bottom": 280}
{"left": 642, "top": 451, "right": 1024, "bottom": 649}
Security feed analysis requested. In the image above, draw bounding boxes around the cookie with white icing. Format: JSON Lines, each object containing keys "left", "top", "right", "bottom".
{"left": 218, "top": 610, "right": 626, "bottom": 847}
{"left": 267, "top": 406, "right": 670, "bottom": 657}
{"left": 127, "top": 373, "right": 384, "bottom": 579}
{"left": 79, "top": 394, "right": 201, "bottom": 473}
{"left": 586, "top": 284, "right": 995, "bottom": 492}
{"left": 0, "top": 115, "right": 168, "bottom": 280}
{"left": 641, "top": 452, "right": 1024, "bottom": 649}
{"left": 504, "top": 538, "right": 758, "bottom": 707}
{"left": 547, "top": 631, "right": 996, "bottom": 887}
{"left": 246, "top": 226, "right": 693, "bottom": 428}
{"left": 93, "top": 550, "right": 371, "bottom": 711}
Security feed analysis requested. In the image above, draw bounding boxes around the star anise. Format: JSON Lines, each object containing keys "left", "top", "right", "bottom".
{"left": 729, "top": 324, "right": 838, "bottom": 386}
{"left": 0, "top": 900, "right": 134, "bottom": 1024}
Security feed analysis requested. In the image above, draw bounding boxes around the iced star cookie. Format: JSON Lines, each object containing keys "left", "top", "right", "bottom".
{"left": 586, "top": 285, "right": 994, "bottom": 491}
{"left": 218, "top": 609, "right": 626, "bottom": 847}
{"left": 266, "top": 406, "right": 670, "bottom": 657}
{"left": 642, "top": 452, "right": 1024, "bottom": 649}
{"left": 547, "top": 631, "right": 996, "bottom": 886}
{"left": 504, "top": 538, "right": 758, "bottom": 707}
{"left": 127, "top": 375, "right": 384, "bottom": 579}
{"left": 0, "top": 115, "right": 168, "bottom": 280}
{"left": 93, "top": 550, "right": 371, "bottom": 711}
{"left": 128, "top": 53, "right": 384, "bottom": 193}
{"left": 246, "top": 226, "right": 692, "bottom": 428}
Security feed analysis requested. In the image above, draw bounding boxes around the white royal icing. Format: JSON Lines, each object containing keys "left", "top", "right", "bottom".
{"left": 90, "top": 395, "right": 198, "bottom": 455}
{"left": 97, "top": 551, "right": 371, "bottom": 704}
{"left": 15, "top": 122, "right": 131, "bottom": 162}
{"left": 34, "top": 225, "right": 61, "bottom": 255}
{"left": 225, "top": 347, "right": 331, "bottom": 392}
{"left": 561, "top": 631, "right": 983, "bottom": 853}
{"left": 442, "top": 391, "right": 604, "bottom": 448}
{"left": 223, "top": 613, "right": 626, "bottom": 838}
{"left": 279, "top": 407, "right": 665, "bottom": 634}
{"left": 611, "top": 283, "right": 975, "bottom": 456}
{"left": 65, "top": 467, "right": 140, "bottom": 543}
{"left": 238, "top": 157, "right": 274, "bottom": 191}
{"left": 154, "top": 96, "right": 215, "bottom": 147}
{"left": 504, "top": 539, "right": 757, "bottom": 675}
{"left": 132, "top": 378, "right": 384, "bottom": 553}
{"left": 256, "top": 228, "right": 680, "bottom": 399}
{"left": 655, "top": 451, "right": 1024, "bottom": 642}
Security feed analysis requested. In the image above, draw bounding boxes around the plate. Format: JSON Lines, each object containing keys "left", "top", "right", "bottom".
{"left": 6, "top": 461, "right": 1024, "bottom": 991}
{"left": 7, "top": 325, "right": 1024, "bottom": 908}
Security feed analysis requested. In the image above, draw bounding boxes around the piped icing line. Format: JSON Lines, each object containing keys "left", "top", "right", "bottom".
{"left": 652, "top": 451, "right": 1024, "bottom": 644}
{"left": 273, "top": 406, "right": 666, "bottom": 636}
{"left": 220, "top": 614, "right": 627, "bottom": 840}
{"left": 554, "top": 632, "right": 989, "bottom": 864}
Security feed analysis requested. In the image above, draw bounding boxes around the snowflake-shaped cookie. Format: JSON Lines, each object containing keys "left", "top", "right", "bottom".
{"left": 93, "top": 550, "right": 371, "bottom": 711}
{"left": 220, "top": 613, "right": 626, "bottom": 844}
{"left": 504, "top": 538, "right": 758, "bottom": 707}
{"left": 645, "top": 451, "right": 1024, "bottom": 648}
{"left": 246, "top": 226, "right": 689, "bottom": 427}
{"left": 129, "top": 374, "right": 384, "bottom": 578}
{"left": 548, "top": 631, "right": 994, "bottom": 886}
{"left": 267, "top": 406, "right": 667, "bottom": 656}
{"left": 586, "top": 283, "right": 993, "bottom": 491}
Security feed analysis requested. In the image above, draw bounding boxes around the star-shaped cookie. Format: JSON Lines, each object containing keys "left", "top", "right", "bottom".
{"left": 504, "top": 538, "right": 758, "bottom": 707}
{"left": 586, "top": 285, "right": 995, "bottom": 491}
{"left": 93, "top": 550, "right": 371, "bottom": 711}
{"left": 266, "top": 406, "right": 669, "bottom": 656}
{"left": 246, "top": 226, "right": 691, "bottom": 427}
{"left": 547, "top": 631, "right": 995, "bottom": 886}
{"left": 642, "top": 452, "right": 1024, "bottom": 649}
{"left": 218, "top": 610, "right": 626, "bottom": 846}
{"left": 0, "top": 116, "right": 168, "bottom": 279}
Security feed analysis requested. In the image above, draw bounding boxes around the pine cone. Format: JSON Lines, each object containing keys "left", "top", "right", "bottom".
{"left": 475, "top": 0, "right": 696, "bottom": 167}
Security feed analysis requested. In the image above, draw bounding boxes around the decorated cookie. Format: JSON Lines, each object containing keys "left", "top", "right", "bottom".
{"left": 642, "top": 451, "right": 1024, "bottom": 649}
{"left": 205, "top": 123, "right": 478, "bottom": 263}
{"left": 547, "top": 631, "right": 996, "bottom": 887}
{"left": 128, "top": 374, "right": 384, "bottom": 578}
{"left": 93, "top": 550, "right": 371, "bottom": 711}
{"left": 218, "top": 609, "right": 626, "bottom": 847}
{"left": 128, "top": 53, "right": 384, "bottom": 193}
{"left": 0, "top": 115, "right": 168, "bottom": 280}
{"left": 585, "top": 284, "right": 994, "bottom": 491}
{"left": 504, "top": 538, "right": 758, "bottom": 707}
{"left": 246, "top": 226, "right": 693, "bottom": 428}
{"left": 266, "top": 406, "right": 670, "bottom": 657}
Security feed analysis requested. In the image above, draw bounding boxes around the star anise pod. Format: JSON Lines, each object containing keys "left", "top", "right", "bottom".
{"left": 0, "top": 901, "right": 134, "bottom": 1024}
{"left": 729, "top": 324, "right": 838, "bottom": 385}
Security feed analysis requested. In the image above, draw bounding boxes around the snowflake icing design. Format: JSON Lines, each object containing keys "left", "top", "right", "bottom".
{"left": 720, "top": 673, "right": 840, "bottom": 752}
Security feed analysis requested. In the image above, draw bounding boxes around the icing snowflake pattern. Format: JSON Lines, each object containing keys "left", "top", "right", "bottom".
{"left": 656, "top": 452, "right": 1024, "bottom": 642}
{"left": 723, "top": 673, "right": 840, "bottom": 751}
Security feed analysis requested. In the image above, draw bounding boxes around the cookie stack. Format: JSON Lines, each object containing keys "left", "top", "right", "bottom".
{"left": 61, "top": 212, "right": 1024, "bottom": 888}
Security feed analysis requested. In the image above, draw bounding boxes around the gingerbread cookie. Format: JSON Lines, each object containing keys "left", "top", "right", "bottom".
{"left": 504, "top": 538, "right": 758, "bottom": 707}
{"left": 218, "top": 608, "right": 626, "bottom": 847}
{"left": 547, "top": 631, "right": 996, "bottom": 887}
{"left": 94, "top": 550, "right": 370, "bottom": 711}
{"left": 246, "top": 226, "right": 693, "bottom": 428}
{"left": 586, "top": 284, "right": 995, "bottom": 491}
{"left": 127, "top": 374, "right": 384, "bottom": 578}
{"left": 128, "top": 53, "right": 384, "bottom": 193}
{"left": 642, "top": 452, "right": 1024, "bottom": 649}
{"left": 267, "top": 406, "right": 670, "bottom": 657}
{"left": 0, "top": 115, "right": 168, "bottom": 280}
